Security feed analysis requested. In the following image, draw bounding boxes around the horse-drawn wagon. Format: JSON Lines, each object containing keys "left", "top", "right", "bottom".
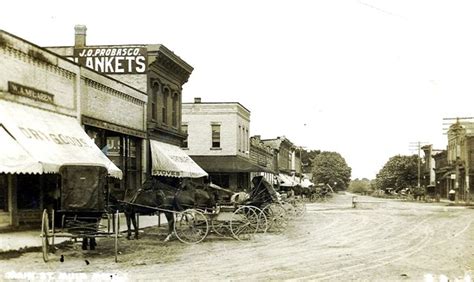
{"left": 40, "top": 164, "right": 120, "bottom": 262}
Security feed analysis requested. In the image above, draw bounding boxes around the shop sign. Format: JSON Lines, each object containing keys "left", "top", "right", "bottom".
{"left": 8, "top": 82, "right": 54, "bottom": 104}
{"left": 73, "top": 47, "right": 147, "bottom": 74}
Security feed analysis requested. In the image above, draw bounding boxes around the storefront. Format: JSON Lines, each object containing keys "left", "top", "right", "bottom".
{"left": 0, "top": 30, "right": 147, "bottom": 227}
{"left": 0, "top": 99, "right": 122, "bottom": 227}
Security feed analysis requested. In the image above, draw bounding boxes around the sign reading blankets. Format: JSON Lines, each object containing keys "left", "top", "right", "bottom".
{"left": 73, "top": 47, "right": 147, "bottom": 74}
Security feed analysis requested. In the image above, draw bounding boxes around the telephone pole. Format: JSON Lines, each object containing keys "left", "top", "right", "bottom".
{"left": 409, "top": 141, "right": 428, "bottom": 188}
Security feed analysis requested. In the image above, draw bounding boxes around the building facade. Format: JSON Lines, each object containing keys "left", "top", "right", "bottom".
{"left": 0, "top": 30, "right": 147, "bottom": 227}
{"left": 262, "top": 136, "right": 303, "bottom": 183}
{"left": 47, "top": 26, "right": 202, "bottom": 191}
{"left": 182, "top": 98, "right": 270, "bottom": 190}
{"left": 444, "top": 121, "right": 474, "bottom": 202}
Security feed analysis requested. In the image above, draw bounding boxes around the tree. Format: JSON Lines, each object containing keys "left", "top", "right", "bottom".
{"left": 301, "top": 149, "right": 321, "bottom": 173}
{"left": 348, "top": 178, "right": 373, "bottom": 194}
{"left": 374, "top": 154, "right": 419, "bottom": 191}
{"left": 311, "top": 151, "right": 351, "bottom": 190}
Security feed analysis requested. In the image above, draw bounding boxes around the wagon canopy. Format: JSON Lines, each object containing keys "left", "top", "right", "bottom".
{"left": 0, "top": 100, "right": 122, "bottom": 179}
{"left": 150, "top": 140, "right": 208, "bottom": 178}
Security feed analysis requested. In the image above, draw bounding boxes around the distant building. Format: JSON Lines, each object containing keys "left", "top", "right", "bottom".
{"left": 261, "top": 136, "right": 302, "bottom": 186}
{"left": 444, "top": 120, "right": 474, "bottom": 202}
{"left": 182, "top": 98, "right": 272, "bottom": 190}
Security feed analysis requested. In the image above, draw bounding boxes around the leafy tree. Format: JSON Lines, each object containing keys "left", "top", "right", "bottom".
{"left": 311, "top": 151, "right": 351, "bottom": 190}
{"left": 374, "top": 154, "right": 419, "bottom": 191}
{"left": 301, "top": 149, "right": 321, "bottom": 173}
{"left": 348, "top": 178, "right": 373, "bottom": 194}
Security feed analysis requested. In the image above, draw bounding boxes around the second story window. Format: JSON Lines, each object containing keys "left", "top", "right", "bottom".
{"left": 182, "top": 124, "right": 188, "bottom": 148}
{"left": 172, "top": 93, "right": 178, "bottom": 127}
{"left": 211, "top": 124, "right": 221, "bottom": 148}
{"left": 162, "top": 88, "right": 169, "bottom": 124}
{"left": 151, "top": 82, "right": 159, "bottom": 121}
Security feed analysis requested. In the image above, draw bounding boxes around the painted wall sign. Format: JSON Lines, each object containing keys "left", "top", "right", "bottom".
{"left": 8, "top": 82, "right": 54, "bottom": 104}
{"left": 73, "top": 47, "right": 147, "bottom": 74}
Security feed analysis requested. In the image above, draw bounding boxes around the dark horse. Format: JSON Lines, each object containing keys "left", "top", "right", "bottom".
{"left": 120, "top": 177, "right": 216, "bottom": 241}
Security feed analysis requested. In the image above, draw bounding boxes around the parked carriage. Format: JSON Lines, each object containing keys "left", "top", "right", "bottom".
{"left": 40, "top": 164, "right": 120, "bottom": 262}
{"left": 118, "top": 178, "right": 266, "bottom": 244}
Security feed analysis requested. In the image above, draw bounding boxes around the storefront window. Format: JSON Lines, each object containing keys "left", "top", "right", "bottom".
{"left": 17, "top": 174, "right": 41, "bottom": 210}
{"left": 85, "top": 125, "right": 142, "bottom": 201}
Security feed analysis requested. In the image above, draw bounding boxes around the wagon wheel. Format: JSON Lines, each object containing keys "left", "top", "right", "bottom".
{"left": 281, "top": 202, "right": 296, "bottom": 218}
{"left": 211, "top": 217, "right": 229, "bottom": 237}
{"left": 230, "top": 206, "right": 258, "bottom": 241}
{"left": 292, "top": 199, "right": 306, "bottom": 218}
{"left": 249, "top": 206, "right": 268, "bottom": 234}
{"left": 41, "top": 209, "right": 50, "bottom": 262}
{"left": 114, "top": 210, "right": 119, "bottom": 263}
{"left": 262, "top": 203, "right": 288, "bottom": 233}
{"left": 174, "top": 209, "right": 209, "bottom": 244}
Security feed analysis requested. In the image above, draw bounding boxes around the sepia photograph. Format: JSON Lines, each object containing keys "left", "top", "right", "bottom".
{"left": 0, "top": 1, "right": 473, "bottom": 281}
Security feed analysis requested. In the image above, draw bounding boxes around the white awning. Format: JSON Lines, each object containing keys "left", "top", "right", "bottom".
{"left": 301, "top": 178, "right": 315, "bottom": 188}
{"left": 0, "top": 100, "right": 122, "bottom": 179}
{"left": 150, "top": 140, "right": 208, "bottom": 178}
{"left": 278, "top": 173, "right": 298, "bottom": 187}
{"left": 0, "top": 126, "right": 42, "bottom": 174}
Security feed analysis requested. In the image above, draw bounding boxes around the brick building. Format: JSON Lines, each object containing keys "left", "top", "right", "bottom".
{"left": 47, "top": 26, "right": 206, "bottom": 192}
{"left": 261, "top": 136, "right": 302, "bottom": 187}
{"left": 0, "top": 30, "right": 147, "bottom": 227}
{"left": 444, "top": 121, "right": 474, "bottom": 202}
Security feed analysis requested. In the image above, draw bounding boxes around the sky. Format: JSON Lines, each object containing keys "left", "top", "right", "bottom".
{"left": 2, "top": 0, "right": 474, "bottom": 180}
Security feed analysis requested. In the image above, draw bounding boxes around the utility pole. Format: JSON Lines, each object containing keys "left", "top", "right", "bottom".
{"left": 409, "top": 141, "right": 428, "bottom": 188}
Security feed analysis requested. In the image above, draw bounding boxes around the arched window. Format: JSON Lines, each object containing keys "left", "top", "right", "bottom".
{"left": 162, "top": 88, "right": 169, "bottom": 124}
{"left": 151, "top": 82, "right": 159, "bottom": 121}
{"left": 172, "top": 93, "right": 179, "bottom": 127}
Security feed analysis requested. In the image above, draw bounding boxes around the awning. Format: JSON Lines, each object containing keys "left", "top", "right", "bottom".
{"left": 0, "top": 100, "right": 122, "bottom": 178}
{"left": 190, "top": 155, "right": 275, "bottom": 173}
{"left": 0, "top": 126, "right": 42, "bottom": 174}
{"left": 301, "top": 178, "right": 315, "bottom": 188}
{"left": 150, "top": 140, "right": 208, "bottom": 178}
{"left": 277, "top": 173, "right": 299, "bottom": 187}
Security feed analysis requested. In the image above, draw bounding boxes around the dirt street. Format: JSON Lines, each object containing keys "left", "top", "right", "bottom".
{"left": 1, "top": 193, "right": 473, "bottom": 281}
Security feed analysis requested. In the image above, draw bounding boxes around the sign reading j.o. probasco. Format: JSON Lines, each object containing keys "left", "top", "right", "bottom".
{"left": 8, "top": 82, "right": 54, "bottom": 104}
{"left": 73, "top": 47, "right": 147, "bottom": 74}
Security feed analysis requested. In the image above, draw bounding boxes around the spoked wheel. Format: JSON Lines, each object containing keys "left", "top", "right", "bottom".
{"left": 262, "top": 203, "right": 288, "bottom": 233}
{"left": 174, "top": 209, "right": 209, "bottom": 244}
{"left": 230, "top": 205, "right": 258, "bottom": 241}
{"left": 292, "top": 199, "right": 306, "bottom": 218}
{"left": 281, "top": 202, "right": 297, "bottom": 219}
{"left": 114, "top": 210, "right": 119, "bottom": 263}
{"left": 211, "top": 218, "right": 229, "bottom": 237}
{"left": 41, "top": 209, "right": 51, "bottom": 262}
{"left": 249, "top": 206, "right": 268, "bottom": 234}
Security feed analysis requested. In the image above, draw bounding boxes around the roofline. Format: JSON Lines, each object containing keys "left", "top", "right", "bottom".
{"left": 183, "top": 101, "right": 251, "bottom": 113}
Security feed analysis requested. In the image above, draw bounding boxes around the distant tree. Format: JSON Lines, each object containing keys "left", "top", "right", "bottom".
{"left": 348, "top": 178, "right": 373, "bottom": 194}
{"left": 301, "top": 149, "right": 321, "bottom": 173}
{"left": 311, "top": 151, "right": 351, "bottom": 190}
{"left": 374, "top": 154, "right": 419, "bottom": 191}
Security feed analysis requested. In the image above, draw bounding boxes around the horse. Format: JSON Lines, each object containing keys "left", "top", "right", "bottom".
{"left": 411, "top": 186, "right": 426, "bottom": 201}
{"left": 123, "top": 177, "right": 216, "bottom": 241}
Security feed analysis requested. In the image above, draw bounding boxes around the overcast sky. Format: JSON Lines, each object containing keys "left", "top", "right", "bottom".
{"left": 2, "top": 0, "right": 474, "bottom": 179}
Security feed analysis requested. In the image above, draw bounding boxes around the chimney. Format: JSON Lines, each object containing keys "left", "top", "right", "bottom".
{"left": 194, "top": 97, "right": 201, "bottom": 103}
{"left": 74, "top": 25, "right": 87, "bottom": 47}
